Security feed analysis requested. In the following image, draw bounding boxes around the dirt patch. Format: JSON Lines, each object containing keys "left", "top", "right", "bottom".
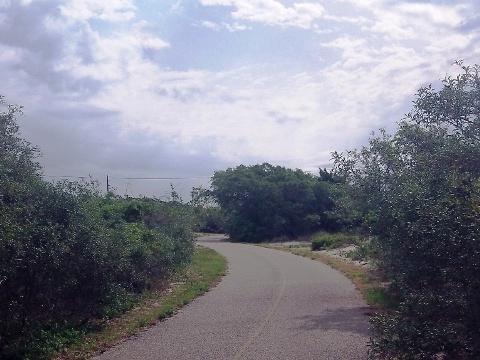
{"left": 267, "top": 242, "right": 371, "bottom": 268}
{"left": 317, "top": 245, "right": 370, "bottom": 267}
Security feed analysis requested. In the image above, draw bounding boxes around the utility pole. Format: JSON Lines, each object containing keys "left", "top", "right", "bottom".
{"left": 106, "top": 175, "right": 110, "bottom": 193}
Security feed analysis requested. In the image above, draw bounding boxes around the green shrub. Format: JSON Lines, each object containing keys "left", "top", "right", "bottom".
{"left": 2, "top": 321, "right": 86, "bottom": 360}
{"left": 370, "top": 308, "right": 473, "bottom": 359}
{"left": 311, "top": 233, "right": 360, "bottom": 250}
{"left": 157, "top": 304, "right": 176, "bottom": 320}
{"left": 364, "top": 288, "right": 388, "bottom": 307}
{"left": 345, "top": 241, "right": 372, "bottom": 261}
{"left": 0, "top": 97, "right": 195, "bottom": 358}
{"left": 335, "top": 64, "right": 480, "bottom": 358}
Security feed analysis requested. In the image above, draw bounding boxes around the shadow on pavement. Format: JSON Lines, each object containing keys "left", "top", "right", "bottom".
{"left": 295, "top": 307, "right": 371, "bottom": 336}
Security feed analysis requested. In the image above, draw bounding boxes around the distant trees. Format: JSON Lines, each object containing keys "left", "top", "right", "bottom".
{"left": 210, "top": 163, "right": 338, "bottom": 242}
{"left": 334, "top": 63, "right": 480, "bottom": 358}
{"left": 0, "top": 97, "right": 194, "bottom": 358}
{"left": 189, "top": 186, "right": 225, "bottom": 233}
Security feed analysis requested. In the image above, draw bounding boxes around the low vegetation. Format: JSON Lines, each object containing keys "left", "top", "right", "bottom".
{"left": 310, "top": 232, "right": 362, "bottom": 251}
{"left": 55, "top": 246, "right": 227, "bottom": 359}
{"left": 0, "top": 97, "right": 211, "bottom": 359}
{"left": 0, "top": 186, "right": 196, "bottom": 359}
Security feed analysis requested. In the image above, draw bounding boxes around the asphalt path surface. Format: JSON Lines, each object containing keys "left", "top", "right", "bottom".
{"left": 93, "top": 235, "right": 370, "bottom": 360}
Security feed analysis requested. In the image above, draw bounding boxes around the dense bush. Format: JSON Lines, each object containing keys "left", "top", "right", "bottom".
{"left": 311, "top": 232, "right": 360, "bottom": 251}
{"left": 0, "top": 97, "right": 194, "bottom": 358}
{"left": 210, "top": 163, "right": 338, "bottom": 242}
{"left": 334, "top": 63, "right": 480, "bottom": 358}
{"left": 189, "top": 186, "right": 225, "bottom": 233}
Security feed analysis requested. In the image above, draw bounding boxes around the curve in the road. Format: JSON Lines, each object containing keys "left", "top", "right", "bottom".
{"left": 93, "top": 235, "right": 370, "bottom": 360}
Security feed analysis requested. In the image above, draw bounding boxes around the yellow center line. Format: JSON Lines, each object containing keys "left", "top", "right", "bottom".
{"left": 233, "top": 254, "right": 287, "bottom": 360}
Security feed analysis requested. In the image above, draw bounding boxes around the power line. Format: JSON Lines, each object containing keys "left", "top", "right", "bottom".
{"left": 43, "top": 175, "right": 210, "bottom": 180}
{"left": 43, "top": 175, "right": 88, "bottom": 179}
{"left": 43, "top": 174, "right": 210, "bottom": 190}
{"left": 115, "top": 177, "right": 207, "bottom": 180}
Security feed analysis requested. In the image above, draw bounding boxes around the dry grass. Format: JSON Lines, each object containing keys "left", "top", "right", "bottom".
{"left": 261, "top": 244, "right": 388, "bottom": 311}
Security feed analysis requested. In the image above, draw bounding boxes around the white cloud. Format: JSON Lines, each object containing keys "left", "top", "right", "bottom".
{"left": 303, "top": 1, "right": 480, "bottom": 158}
{"left": 55, "top": 26, "right": 169, "bottom": 87}
{"left": 200, "top": 0, "right": 325, "bottom": 28}
{"left": 2, "top": 0, "right": 480, "bottom": 197}
{"left": 202, "top": 20, "right": 221, "bottom": 31}
{"left": 201, "top": 20, "right": 249, "bottom": 31}
{"left": 170, "top": 0, "right": 183, "bottom": 14}
{"left": 394, "top": 3, "right": 465, "bottom": 27}
{"left": 59, "top": 0, "right": 136, "bottom": 23}
{"left": 351, "top": 1, "right": 474, "bottom": 39}
{"left": 323, "top": 14, "right": 370, "bottom": 25}
{"left": 85, "top": 60, "right": 375, "bottom": 169}
{"left": 0, "top": 0, "right": 170, "bottom": 99}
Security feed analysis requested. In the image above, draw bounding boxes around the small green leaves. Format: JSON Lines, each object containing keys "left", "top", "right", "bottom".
{"left": 335, "top": 64, "right": 480, "bottom": 358}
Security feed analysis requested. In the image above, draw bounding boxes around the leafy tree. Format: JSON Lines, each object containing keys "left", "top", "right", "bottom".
{"left": 189, "top": 186, "right": 225, "bottom": 233}
{"left": 334, "top": 63, "right": 480, "bottom": 358}
{"left": 210, "top": 163, "right": 336, "bottom": 242}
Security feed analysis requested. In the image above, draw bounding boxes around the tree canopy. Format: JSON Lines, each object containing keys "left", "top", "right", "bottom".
{"left": 334, "top": 63, "right": 480, "bottom": 358}
{"left": 210, "top": 163, "right": 337, "bottom": 242}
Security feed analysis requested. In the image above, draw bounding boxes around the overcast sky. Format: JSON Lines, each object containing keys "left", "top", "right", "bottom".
{"left": 1, "top": 0, "right": 479, "bottom": 199}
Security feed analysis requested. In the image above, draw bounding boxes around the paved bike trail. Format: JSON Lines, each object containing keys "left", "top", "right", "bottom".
{"left": 93, "top": 235, "right": 370, "bottom": 359}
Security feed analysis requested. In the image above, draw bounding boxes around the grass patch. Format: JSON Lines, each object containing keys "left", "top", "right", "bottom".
{"left": 364, "top": 288, "right": 389, "bottom": 308}
{"left": 2, "top": 322, "right": 89, "bottom": 360}
{"left": 345, "top": 242, "right": 373, "bottom": 262}
{"left": 54, "top": 246, "right": 227, "bottom": 359}
{"left": 311, "top": 232, "right": 362, "bottom": 251}
{"left": 157, "top": 303, "right": 176, "bottom": 320}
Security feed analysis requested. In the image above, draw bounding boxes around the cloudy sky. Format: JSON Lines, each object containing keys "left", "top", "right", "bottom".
{"left": 1, "top": 0, "right": 479, "bottom": 199}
